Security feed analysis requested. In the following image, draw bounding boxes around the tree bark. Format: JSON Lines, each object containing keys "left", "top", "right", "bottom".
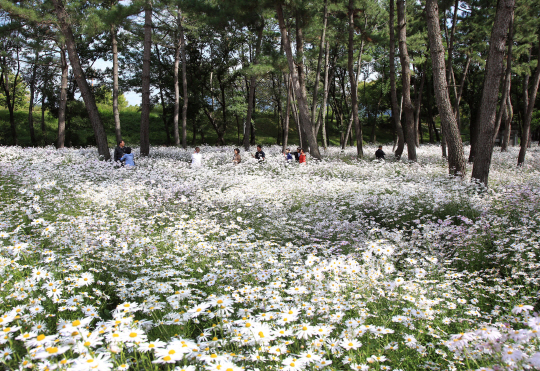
{"left": 397, "top": 0, "right": 416, "bottom": 161}
{"left": 389, "top": 0, "right": 405, "bottom": 159}
{"left": 517, "top": 42, "right": 540, "bottom": 165}
{"left": 413, "top": 66, "right": 425, "bottom": 147}
{"left": 153, "top": 45, "right": 171, "bottom": 145}
{"left": 282, "top": 74, "right": 291, "bottom": 152}
{"left": 28, "top": 49, "right": 38, "bottom": 146}
{"left": 57, "top": 45, "right": 68, "bottom": 149}
{"left": 243, "top": 21, "right": 264, "bottom": 150}
{"left": 493, "top": 18, "right": 513, "bottom": 143}
{"left": 173, "top": 19, "right": 181, "bottom": 146}
{"left": 180, "top": 12, "right": 188, "bottom": 149}
{"left": 454, "top": 55, "right": 470, "bottom": 130}
{"left": 501, "top": 93, "right": 513, "bottom": 151}
{"left": 111, "top": 24, "right": 121, "bottom": 144}
{"left": 471, "top": 0, "right": 515, "bottom": 186}
{"left": 1, "top": 51, "right": 20, "bottom": 145}
{"left": 311, "top": 0, "right": 328, "bottom": 124}
{"left": 348, "top": 0, "right": 363, "bottom": 158}
{"left": 51, "top": 0, "right": 110, "bottom": 159}
{"left": 276, "top": 2, "right": 321, "bottom": 159}
{"left": 41, "top": 81, "right": 47, "bottom": 144}
{"left": 317, "top": 41, "right": 331, "bottom": 149}
{"left": 140, "top": 0, "right": 152, "bottom": 156}
{"left": 343, "top": 44, "right": 364, "bottom": 149}
{"left": 426, "top": 0, "right": 466, "bottom": 176}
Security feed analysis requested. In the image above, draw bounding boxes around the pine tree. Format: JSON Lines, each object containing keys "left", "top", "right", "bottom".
{"left": 471, "top": 0, "right": 515, "bottom": 186}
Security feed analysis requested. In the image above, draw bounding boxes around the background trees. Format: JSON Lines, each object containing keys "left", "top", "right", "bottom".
{"left": 1, "top": 0, "right": 540, "bottom": 184}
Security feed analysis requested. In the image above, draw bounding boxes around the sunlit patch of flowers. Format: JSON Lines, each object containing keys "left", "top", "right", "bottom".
{"left": 0, "top": 144, "right": 539, "bottom": 370}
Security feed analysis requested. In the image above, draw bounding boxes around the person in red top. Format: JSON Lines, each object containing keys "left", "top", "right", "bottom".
{"left": 298, "top": 148, "right": 306, "bottom": 164}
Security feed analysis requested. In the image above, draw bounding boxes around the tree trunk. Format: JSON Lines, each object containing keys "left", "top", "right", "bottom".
{"left": 493, "top": 18, "right": 513, "bottom": 143}
{"left": 51, "top": 0, "right": 110, "bottom": 159}
{"left": 180, "top": 16, "right": 188, "bottom": 149}
{"left": 174, "top": 9, "right": 188, "bottom": 148}
{"left": 282, "top": 73, "right": 291, "bottom": 152}
{"left": 28, "top": 50, "right": 38, "bottom": 146}
{"left": 517, "top": 42, "right": 540, "bottom": 165}
{"left": 155, "top": 45, "right": 171, "bottom": 145}
{"left": 140, "top": 0, "right": 152, "bottom": 156}
{"left": 426, "top": 0, "right": 466, "bottom": 176}
{"left": 41, "top": 83, "right": 46, "bottom": 144}
{"left": 111, "top": 24, "right": 121, "bottom": 143}
{"left": 318, "top": 41, "right": 331, "bottom": 149}
{"left": 454, "top": 55, "right": 470, "bottom": 130}
{"left": 57, "top": 45, "right": 68, "bottom": 149}
{"left": 311, "top": 0, "right": 328, "bottom": 124}
{"left": 243, "top": 22, "right": 264, "bottom": 150}
{"left": 413, "top": 66, "right": 425, "bottom": 147}
{"left": 397, "top": 0, "right": 416, "bottom": 161}
{"left": 471, "top": 0, "right": 515, "bottom": 186}
{"left": 173, "top": 23, "right": 181, "bottom": 146}
{"left": 348, "top": 0, "right": 363, "bottom": 158}
{"left": 501, "top": 93, "right": 513, "bottom": 151}
{"left": 1, "top": 52, "right": 20, "bottom": 145}
{"left": 343, "top": 45, "right": 364, "bottom": 149}
{"left": 389, "top": 0, "right": 405, "bottom": 159}
{"left": 276, "top": 2, "right": 321, "bottom": 159}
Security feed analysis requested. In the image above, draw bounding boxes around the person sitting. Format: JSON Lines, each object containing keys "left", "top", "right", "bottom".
{"left": 292, "top": 147, "right": 302, "bottom": 162}
{"left": 114, "top": 140, "right": 126, "bottom": 164}
{"left": 299, "top": 148, "right": 306, "bottom": 164}
{"left": 233, "top": 148, "right": 241, "bottom": 164}
{"left": 284, "top": 148, "right": 293, "bottom": 162}
{"left": 191, "top": 147, "right": 202, "bottom": 167}
{"left": 375, "top": 145, "right": 386, "bottom": 160}
{"left": 120, "top": 147, "right": 135, "bottom": 167}
{"left": 253, "top": 145, "right": 265, "bottom": 162}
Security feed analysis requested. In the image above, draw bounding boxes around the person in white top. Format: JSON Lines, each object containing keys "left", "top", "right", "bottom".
{"left": 191, "top": 147, "right": 202, "bottom": 167}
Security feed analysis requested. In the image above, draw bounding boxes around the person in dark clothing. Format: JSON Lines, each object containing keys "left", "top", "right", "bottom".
{"left": 293, "top": 147, "right": 302, "bottom": 162}
{"left": 254, "top": 145, "right": 265, "bottom": 162}
{"left": 114, "top": 140, "right": 126, "bottom": 163}
{"left": 375, "top": 145, "right": 386, "bottom": 160}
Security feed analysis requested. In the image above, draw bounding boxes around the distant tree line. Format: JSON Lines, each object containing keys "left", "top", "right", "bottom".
{"left": 1, "top": 0, "right": 540, "bottom": 185}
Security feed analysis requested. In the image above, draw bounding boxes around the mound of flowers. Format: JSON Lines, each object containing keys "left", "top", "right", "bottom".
{"left": 0, "top": 144, "right": 539, "bottom": 370}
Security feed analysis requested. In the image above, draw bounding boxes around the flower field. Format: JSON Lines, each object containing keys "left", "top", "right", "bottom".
{"left": 0, "top": 144, "right": 539, "bottom": 371}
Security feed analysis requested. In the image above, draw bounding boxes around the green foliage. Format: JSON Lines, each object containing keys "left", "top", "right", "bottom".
{"left": 0, "top": 71, "right": 28, "bottom": 110}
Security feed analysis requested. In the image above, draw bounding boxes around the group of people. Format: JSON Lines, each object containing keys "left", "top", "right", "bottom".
{"left": 114, "top": 140, "right": 135, "bottom": 167}
{"left": 190, "top": 145, "right": 308, "bottom": 167}
{"left": 114, "top": 141, "right": 386, "bottom": 168}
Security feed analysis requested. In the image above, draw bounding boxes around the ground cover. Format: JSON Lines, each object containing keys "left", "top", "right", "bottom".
{"left": 0, "top": 144, "right": 539, "bottom": 371}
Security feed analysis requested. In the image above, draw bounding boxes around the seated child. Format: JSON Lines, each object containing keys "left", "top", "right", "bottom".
{"left": 284, "top": 148, "right": 293, "bottom": 162}
{"left": 120, "top": 147, "right": 135, "bottom": 167}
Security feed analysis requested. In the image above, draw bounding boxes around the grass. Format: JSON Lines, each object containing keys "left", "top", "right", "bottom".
{"left": 1, "top": 105, "right": 433, "bottom": 148}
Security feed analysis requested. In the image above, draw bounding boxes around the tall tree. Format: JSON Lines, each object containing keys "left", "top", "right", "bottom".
{"left": 243, "top": 19, "right": 264, "bottom": 151}
{"left": 172, "top": 8, "right": 189, "bottom": 148}
{"left": 389, "top": 0, "right": 405, "bottom": 159}
{"left": 471, "top": 0, "right": 515, "bottom": 186}
{"left": 111, "top": 24, "right": 122, "bottom": 143}
{"left": 425, "top": 0, "right": 466, "bottom": 176}
{"left": 348, "top": 0, "right": 362, "bottom": 158}
{"left": 51, "top": 0, "right": 110, "bottom": 159}
{"left": 517, "top": 42, "right": 540, "bottom": 165}
{"left": 140, "top": 0, "right": 152, "bottom": 156}
{"left": 396, "top": 0, "right": 416, "bottom": 161}
{"left": 276, "top": 1, "right": 321, "bottom": 159}
{"left": 57, "top": 45, "right": 68, "bottom": 149}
